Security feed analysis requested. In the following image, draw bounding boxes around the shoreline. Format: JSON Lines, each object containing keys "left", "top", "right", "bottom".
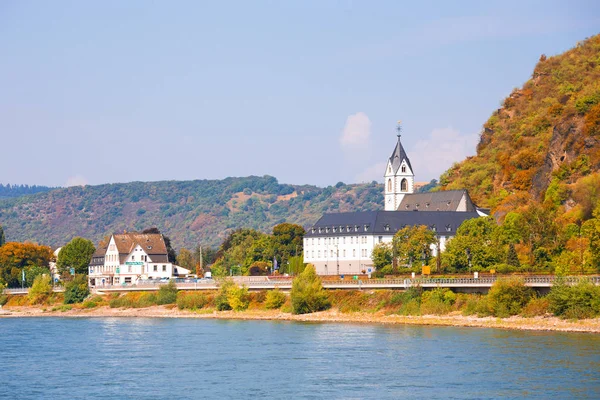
{"left": 2, "top": 306, "right": 599, "bottom": 333}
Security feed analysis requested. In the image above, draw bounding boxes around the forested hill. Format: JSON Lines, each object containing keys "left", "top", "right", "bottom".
{"left": 0, "top": 184, "right": 56, "bottom": 199}
{"left": 440, "top": 34, "right": 600, "bottom": 217}
{"left": 0, "top": 176, "right": 383, "bottom": 249}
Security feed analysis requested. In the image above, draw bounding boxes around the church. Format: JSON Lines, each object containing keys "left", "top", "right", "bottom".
{"left": 303, "top": 123, "right": 485, "bottom": 276}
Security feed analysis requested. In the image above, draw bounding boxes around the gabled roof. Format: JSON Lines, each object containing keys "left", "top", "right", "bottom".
{"left": 389, "top": 136, "right": 413, "bottom": 174}
{"left": 305, "top": 210, "right": 480, "bottom": 237}
{"left": 398, "top": 190, "right": 476, "bottom": 212}
{"left": 112, "top": 233, "right": 169, "bottom": 264}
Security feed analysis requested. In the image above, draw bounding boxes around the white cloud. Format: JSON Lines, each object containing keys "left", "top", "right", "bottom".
{"left": 410, "top": 127, "right": 478, "bottom": 181}
{"left": 340, "top": 112, "right": 371, "bottom": 148}
{"left": 65, "top": 175, "right": 88, "bottom": 187}
{"left": 355, "top": 162, "right": 387, "bottom": 183}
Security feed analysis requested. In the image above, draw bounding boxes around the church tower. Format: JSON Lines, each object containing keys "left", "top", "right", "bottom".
{"left": 384, "top": 122, "right": 414, "bottom": 211}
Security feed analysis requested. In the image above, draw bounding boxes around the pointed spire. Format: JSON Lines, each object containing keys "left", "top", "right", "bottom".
{"left": 389, "top": 121, "right": 413, "bottom": 174}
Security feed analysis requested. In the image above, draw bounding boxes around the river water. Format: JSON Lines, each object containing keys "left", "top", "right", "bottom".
{"left": 0, "top": 318, "right": 599, "bottom": 399}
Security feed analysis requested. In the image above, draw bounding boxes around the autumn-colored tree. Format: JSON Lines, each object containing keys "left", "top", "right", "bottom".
{"left": 0, "top": 242, "right": 53, "bottom": 287}
{"left": 57, "top": 237, "right": 95, "bottom": 276}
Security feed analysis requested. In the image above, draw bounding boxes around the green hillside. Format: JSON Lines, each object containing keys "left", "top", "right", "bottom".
{"left": 0, "top": 176, "right": 383, "bottom": 249}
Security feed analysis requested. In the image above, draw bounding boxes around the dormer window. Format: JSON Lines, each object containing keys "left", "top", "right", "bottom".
{"left": 364, "top": 224, "right": 369, "bottom": 231}
{"left": 355, "top": 225, "right": 360, "bottom": 232}
{"left": 339, "top": 226, "right": 343, "bottom": 232}
{"left": 384, "top": 224, "right": 390, "bottom": 232}
{"left": 325, "top": 227, "right": 330, "bottom": 233}
{"left": 318, "top": 228, "right": 322, "bottom": 234}
{"left": 405, "top": 204, "right": 410, "bottom": 209}
{"left": 147, "top": 246, "right": 152, "bottom": 250}
{"left": 332, "top": 227, "right": 337, "bottom": 233}
{"left": 447, "top": 201, "right": 452, "bottom": 206}
{"left": 425, "top": 203, "right": 430, "bottom": 208}
{"left": 415, "top": 203, "right": 420, "bottom": 209}
{"left": 312, "top": 228, "right": 316, "bottom": 234}
{"left": 430, "top": 225, "right": 436, "bottom": 232}
{"left": 445, "top": 225, "right": 452, "bottom": 232}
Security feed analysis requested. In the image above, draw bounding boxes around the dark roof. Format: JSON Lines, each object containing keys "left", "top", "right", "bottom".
{"left": 398, "top": 190, "right": 476, "bottom": 212}
{"left": 389, "top": 136, "right": 413, "bottom": 173}
{"left": 305, "top": 210, "right": 480, "bottom": 237}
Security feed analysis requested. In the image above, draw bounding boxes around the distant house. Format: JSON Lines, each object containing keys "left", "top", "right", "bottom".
{"left": 88, "top": 232, "right": 189, "bottom": 286}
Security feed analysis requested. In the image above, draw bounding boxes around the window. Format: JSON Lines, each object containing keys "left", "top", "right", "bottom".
{"left": 401, "top": 178, "right": 408, "bottom": 191}
{"left": 124, "top": 277, "right": 132, "bottom": 284}
{"left": 162, "top": 265, "right": 167, "bottom": 272}
{"left": 378, "top": 236, "right": 383, "bottom": 243}
{"left": 343, "top": 250, "right": 346, "bottom": 257}
{"left": 312, "top": 228, "right": 316, "bottom": 233}
{"left": 132, "top": 255, "right": 135, "bottom": 261}
{"left": 353, "top": 249, "right": 356, "bottom": 257}
{"left": 401, "top": 165, "right": 406, "bottom": 173}
{"left": 446, "top": 225, "right": 452, "bottom": 232}
{"left": 128, "top": 266, "right": 132, "bottom": 273}
{"left": 330, "top": 250, "right": 334, "bottom": 257}
{"left": 384, "top": 224, "right": 390, "bottom": 232}
{"left": 387, "top": 179, "right": 392, "bottom": 192}
{"left": 318, "top": 250, "right": 321, "bottom": 258}
{"left": 326, "top": 227, "right": 330, "bottom": 233}
{"left": 312, "top": 251, "right": 314, "bottom": 258}
{"left": 114, "top": 277, "right": 120, "bottom": 284}
{"left": 333, "top": 227, "right": 337, "bottom": 233}
{"left": 154, "top": 265, "right": 157, "bottom": 272}
{"left": 350, "top": 237, "right": 353, "bottom": 244}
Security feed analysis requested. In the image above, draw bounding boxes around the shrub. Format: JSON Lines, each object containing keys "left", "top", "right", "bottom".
{"left": 109, "top": 292, "right": 157, "bottom": 308}
{"left": 64, "top": 275, "right": 90, "bottom": 304}
{"left": 486, "top": 277, "right": 534, "bottom": 317}
{"left": 177, "top": 292, "right": 208, "bottom": 310}
{"left": 228, "top": 285, "right": 250, "bottom": 311}
{"left": 215, "top": 279, "right": 236, "bottom": 311}
{"left": 264, "top": 288, "right": 286, "bottom": 309}
{"left": 157, "top": 280, "right": 178, "bottom": 305}
{"left": 28, "top": 274, "right": 53, "bottom": 305}
{"left": 548, "top": 279, "right": 600, "bottom": 319}
{"left": 521, "top": 297, "right": 550, "bottom": 317}
{"left": 290, "top": 265, "right": 330, "bottom": 314}
{"left": 421, "top": 288, "right": 456, "bottom": 315}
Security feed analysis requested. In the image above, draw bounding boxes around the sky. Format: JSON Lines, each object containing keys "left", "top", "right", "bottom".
{"left": 1, "top": 1, "right": 599, "bottom": 188}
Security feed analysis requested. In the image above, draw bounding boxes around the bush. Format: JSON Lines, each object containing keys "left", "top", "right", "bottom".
{"left": 228, "top": 285, "right": 250, "bottom": 311}
{"left": 28, "top": 274, "right": 53, "bottom": 305}
{"left": 177, "top": 292, "right": 208, "bottom": 310}
{"left": 64, "top": 275, "right": 90, "bottom": 304}
{"left": 215, "top": 279, "right": 236, "bottom": 311}
{"left": 264, "top": 288, "right": 286, "bottom": 309}
{"left": 486, "top": 277, "right": 534, "bottom": 317}
{"left": 109, "top": 292, "right": 158, "bottom": 308}
{"left": 421, "top": 288, "right": 456, "bottom": 315}
{"left": 157, "top": 280, "right": 178, "bottom": 305}
{"left": 290, "top": 265, "right": 330, "bottom": 314}
{"left": 521, "top": 297, "right": 550, "bottom": 317}
{"left": 548, "top": 279, "right": 600, "bottom": 319}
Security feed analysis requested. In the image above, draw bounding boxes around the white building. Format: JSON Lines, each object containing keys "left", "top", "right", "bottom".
{"left": 88, "top": 232, "right": 189, "bottom": 286}
{"left": 303, "top": 123, "right": 485, "bottom": 275}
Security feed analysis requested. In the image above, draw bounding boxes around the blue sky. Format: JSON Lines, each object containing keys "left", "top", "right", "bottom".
{"left": 1, "top": 1, "right": 598, "bottom": 187}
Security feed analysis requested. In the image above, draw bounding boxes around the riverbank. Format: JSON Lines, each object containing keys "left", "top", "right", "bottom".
{"left": 2, "top": 305, "right": 599, "bottom": 333}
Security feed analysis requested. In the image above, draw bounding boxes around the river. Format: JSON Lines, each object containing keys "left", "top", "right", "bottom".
{"left": 1, "top": 318, "right": 599, "bottom": 399}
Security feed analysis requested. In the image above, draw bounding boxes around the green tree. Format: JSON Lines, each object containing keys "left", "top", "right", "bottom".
{"left": 157, "top": 280, "right": 178, "bottom": 304}
{"left": 57, "top": 237, "right": 95, "bottom": 276}
{"left": 24, "top": 265, "right": 51, "bottom": 287}
{"left": 64, "top": 274, "right": 89, "bottom": 304}
{"left": 506, "top": 243, "right": 521, "bottom": 268}
{"left": 393, "top": 225, "right": 436, "bottom": 269}
{"left": 442, "top": 217, "right": 503, "bottom": 272}
{"left": 290, "top": 265, "right": 330, "bottom": 314}
{"left": 371, "top": 242, "right": 392, "bottom": 270}
{"left": 176, "top": 248, "right": 194, "bottom": 271}
{"left": 215, "top": 279, "right": 236, "bottom": 310}
{"left": 272, "top": 223, "right": 305, "bottom": 265}
{"left": 265, "top": 288, "right": 286, "bottom": 309}
{"left": 28, "top": 274, "right": 53, "bottom": 304}
{"left": 486, "top": 277, "right": 533, "bottom": 317}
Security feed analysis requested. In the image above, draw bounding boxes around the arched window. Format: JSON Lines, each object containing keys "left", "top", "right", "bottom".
{"left": 387, "top": 179, "right": 392, "bottom": 192}
{"left": 401, "top": 178, "right": 408, "bottom": 192}
{"left": 401, "top": 165, "right": 406, "bottom": 173}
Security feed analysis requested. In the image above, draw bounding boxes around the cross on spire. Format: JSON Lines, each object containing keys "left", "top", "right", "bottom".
{"left": 396, "top": 120, "right": 402, "bottom": 138}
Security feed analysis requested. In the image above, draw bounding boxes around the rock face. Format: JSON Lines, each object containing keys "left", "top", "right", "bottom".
{"left": 441, "top": 35, "right": 600, "bottom": 211}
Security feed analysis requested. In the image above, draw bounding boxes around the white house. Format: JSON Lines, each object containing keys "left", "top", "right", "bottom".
{"left": 303, "top": 122, "right": 484, "bottom": 275}
{"left": 88, "top": 232, "right": 189, "bottom": 286}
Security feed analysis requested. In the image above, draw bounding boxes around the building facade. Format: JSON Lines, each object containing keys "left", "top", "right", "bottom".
{"left": 88, "top": 232, "right": 189, "bottom": 286}
{"left": 303, "top": 123, "right": 483, "bottom": 275}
